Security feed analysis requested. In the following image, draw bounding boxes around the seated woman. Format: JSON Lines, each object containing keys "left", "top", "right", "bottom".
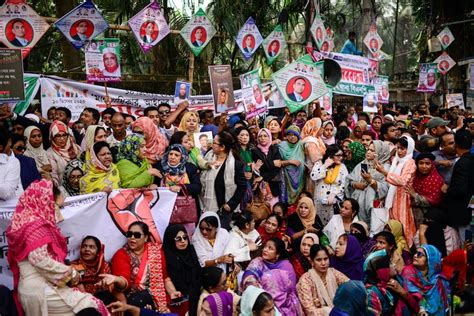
{"left": 373, "top": 231, "right": 407, "bottom": 276}
{"left": 111, "top": 221, "right": 181, "bottom": 313}
{"left": 330, "top": 234, "right": 364, "bottom": 281}
{"left": 116, "top": 133, "right": 159, "bottom": 189}
{"left": 169, "top": 131, "right": 209, "bottom": 170}
{"left": 384, "top": 220, "right": 412, "bottom": 266}
{"left": 163, "top": 225, "right": 201, "bottom": 316}
{"left": 60, "top": 159, "right": 84, "bottom": 197}
{"left": 350, "top": 221, "right": 376, "bottom": 258}
{"left": 272, "top": 202, "right": 288, "bottom": 232}
{"left": 297, "top": 245, "right": 349, "bottom": 315}
{"left": 311, "top": 144, "right": 348, "bottom": 225}
{"left": 364, "top": 249, "right": 394, "bottom": 315}
{"left": 200, "top": 291, "right": 234, "bottom": 316}
{"left": 323, "top": 198, "right": 360, "bottom": 249}
{"left": 290, "top": 233, "right": 319, "bottom": 281}
{"left": 257, "top": 213, "right": 289, "bottom": 247}
{"left": 132, "top": 116, "right": 168, "bottom": 163}
{"left": 329, "top": 281, "right": 367, "bottom": 316}
{"left": 240, "top": 286, "right": 281, "bottom": 316}
{"left": 345, "top": 140, "right": 391, "bottom": 226}
{"left": 287, "top": 197, "right": 329, "bottom": 249}
{"left": 241, "top": 238, "right": 302, "bottom": 315}
{"left": 192, "top": 212, "right": 232, "bottom": 270}
{"left": 23, "top": 125, "right": 52, "bottom": 179}
{"left": 70, "top": 236, "right": 126, "bottom": 301}
{"left": 197, "top": 267, "right": 240, "bottom": 315}
{"left": 401, "top": 245, "right": 450, "bottom": 315}
{"left": 47, "top": 121, "right": 81, "bottom": 187}
{"left": 6, "top": 180, "right": 108, "bottom": 315}
{"left": 80, "top": 141, "right": 120, "bottom": 194}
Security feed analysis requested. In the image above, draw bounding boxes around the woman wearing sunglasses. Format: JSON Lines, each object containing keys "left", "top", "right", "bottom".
{"left": 163, "top": 225, "right": 201, "bottom": 316}
{"left": 111, "top": 221, "right": 182, "bottom": 313}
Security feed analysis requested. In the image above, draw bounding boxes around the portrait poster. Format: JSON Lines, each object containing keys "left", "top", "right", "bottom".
{"left": 262, "top": 24, "right": 286, "bottom": 65}
{"left": 320, "top": 27, "right": 334, "bottom": 53}
{"left": 434, "top": 51, "right": 456, "bottom": 75}
{"left": 363, "top": 21, "right": 383, "bottom": 60}
{"left": 208, "top": 65, "right": 235, "bottom": 113}
{"left": 240, "top": 68, "right": 267, "bottom": 119}
{"left": 128, "top": 1, "right": 170, "bottom": 54}
{"left": 416, "top": 63, "right": 438, "bottom": 93}
{"left": 0, "top": 2, "right": 50, "bottom": 59}
{"left": 363, "top": 92, "right": 378, "bottom": 113}
{"left": 84, "top": 39, "right": 121, "bottom": 83}
{"left": 318, "top": 86, "right": 333, "bottom": 115}
{"left": 446, "top": 93, "right": 464, "bottom": 109}
{"left": 470, "top": 63, "right": 474, "bottom": 90}
{"left": 373, "top": 75, "right": 389, "bottom": 104}
{"left": 310, "top": 14, "right": 326, "bottom": 49}
{"left": 193, "top": 131, "right": 213, "bottom": 156}
{"left": 236, "top": 17, "right": 263, "bottom": 61}
{"left": 0, "top": 48, "right": 24, "bottom": 101}
{"left": 180, "top": 8, "right": 215, "bottom": 57}
{"left": 173, "top": 81, "right": 191, "bottom": 105}
{"left": 54, "top": 0, "right": 108, "bottom": 50}
{"left": 368, "top": 59, "right": 379, "bottom": 84}
{"left": 437, "top": 27, "right": 454, "bottom": 50}
{"left": 271, "top": 54, "right": 329, "bottom": 113}
{"left": 306, "top": 45, "right": 323, "bottom": 62}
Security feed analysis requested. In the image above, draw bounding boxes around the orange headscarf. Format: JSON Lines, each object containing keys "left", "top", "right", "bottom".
{"left": 301, "top": 118, "right": 326, "bottom": 156}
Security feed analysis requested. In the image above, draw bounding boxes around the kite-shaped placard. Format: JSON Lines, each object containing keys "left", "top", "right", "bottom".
{"left": 310, "top": 15, "right": 326, "bottom": 49}
{"left": 364, "top": 21, "right": 384, "bottom": 60}
{"left": 180, "top": 8, "right": 216, "bottom": 57}
{"left": 434, "top": 51, "right": 456, "bottom": 75}
{"left": 262, "top": 25, "right": 286, "bottom": 65}
{"left": 437, "top": 27, "right": 454, "bottom": 50}
{"left": 236, "top": 17, "right": 263, "bottom": 61}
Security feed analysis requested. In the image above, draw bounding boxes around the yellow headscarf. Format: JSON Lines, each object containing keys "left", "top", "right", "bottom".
{"left": 80, "top": 144, "right": 120, "bottom": 194}
{"left": 296, "top": 197, "right": 317, "bottom": 229}
{"left": 386, "top": 219, "right": 409, "bottom": 255}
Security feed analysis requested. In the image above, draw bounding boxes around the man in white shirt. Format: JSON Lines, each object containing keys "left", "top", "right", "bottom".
{"left": 0, "top": 132, "right": 23, "bottom": 200}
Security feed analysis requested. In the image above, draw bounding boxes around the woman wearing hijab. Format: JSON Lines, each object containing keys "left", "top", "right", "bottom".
{"left": 278, "top": 125, "right": 306, "bottom": 205}
{"left": 330, "top": 234, "right": 364, "bottom": 281}
{"left": 80, "top": 141, "right": 120, "bottom": 194}
{"left": 132, "top": 116, "right": 168, "bottom": 163}
{"left": 169, "top": 131, "right": 209, "bottom": 170}
{"left": 252, "top": 128, "right": 282, "bottom": 208}
{"left": 406, "top": 152, "right": 445, "bottom": 228}
{"left": 23, "top": 125, "right": 52, "bottom": 179}
{"left": 350, "top": 221, "right": 376, "bottom": 258}
{"left": 60, "top": 159, "right": 84, "bottom": 197}
{"left": 290, "top": 232, "right": 319, "bottom": 280}
{"left": 116, "top": 133, "right": 160, "bottom": 189}
{"left": 370, "top": 115, "right": 383, "bottom": 140}
{"left": 321, "top": 120, "right": 336, "bottom": 146}
{"left": 163, "top": 225, "right": 201, "bottom": 316}
{"left": 47, "top": 121, "right": 81, "bottom": 187}
{"left": 345, "top": 140, "right": 391, "bottom": 226}
{"left": 297, "top": 245, "right": 349, "bottom": 315}
{"left": 301, "top": 118, "right": 327, "bottom": 193}
{"left": 81, "top": 125, "right": 107, "bottom": 162}
{"left": 364, "top": 249, "right": 395, "bottom": 315}
{"left": 351, "top": 120, "right": 368, "bottom": 142}
{"left": 376, "top": 136, "right": 417, "bottom": 246}
{"left": 311, "top": 145, "right": 348, "bottom": 225}
{"left": 240, "top": 286, "right": 281, "bottom": 316}
{"left": 200, "top": 291, "right": 234, "bottom": 316}
{"left": 344, "top": 141, "right": 366, "bottom": 173}
{"left": 401, "top": 245, "right": 450, "bottom": 315}
{"left": 329, "top": 280, "right": 368, "bottom": 316}
{"left": 384, "top": 220, "right": 412, "bottom": 265}
{"left": 7, "top": 180, "right": 108, "bottom": 315}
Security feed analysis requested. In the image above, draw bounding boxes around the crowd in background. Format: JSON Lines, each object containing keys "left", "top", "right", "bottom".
{"left": 0, "top": 99, "right": 473, "bottom": 316}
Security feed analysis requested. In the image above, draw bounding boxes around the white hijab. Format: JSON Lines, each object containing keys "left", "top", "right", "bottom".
{"left": 192, "top": 211, "right": 229, "bottom": 270}
{"left": 23, "top": 125, "right": 50, "bottom": 169}
{"left": 385, "top": 136, "right": 415, "bottom": 208}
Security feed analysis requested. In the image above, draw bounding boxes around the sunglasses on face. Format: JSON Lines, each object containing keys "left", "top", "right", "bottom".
{"left": 126, "top": 231, "right": 143, "bottom": 239}
{"left": 414, "top": 251, "right": 426, "bottom": 258}
{"left": 158, "top": 110, "right": 170, "bottom": 115}
{"left": 14, "top": 146, "right": 26, "bottom": 151}
{"left": 174, "top": 235, "right": 189, "bottom": 242}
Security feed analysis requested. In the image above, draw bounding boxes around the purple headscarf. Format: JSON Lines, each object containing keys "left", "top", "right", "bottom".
{"left": 330, "top": 234, "right": 364, "bottom": 280}
{"left": 205, "top": 291, "right": 233, "bottom": 316}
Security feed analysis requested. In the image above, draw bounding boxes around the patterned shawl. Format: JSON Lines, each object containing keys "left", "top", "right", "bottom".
{"left": 278, "top": 138, "right": 305, "bottom": 204}
{"left": 62, "top": 159, "right": 84, "bottom": 196}
{"left": 413, "top": 153, "right": 444, "bottom": 206}
{"left": 49, "top": 120, "right": 81, "bottom": 162}
{"left": 344, "top": 142, "right": 366, "bottom": 173}
{"left": 80, "top": 146, "right": 120, "bottom": 194}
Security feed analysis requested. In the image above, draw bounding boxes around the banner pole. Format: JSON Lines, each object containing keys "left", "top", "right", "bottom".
{"left": 104, "top": 82, "right": 112, "bottom": 108}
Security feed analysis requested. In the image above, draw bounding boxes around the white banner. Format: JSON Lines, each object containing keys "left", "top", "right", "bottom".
{"left": 0, "top": 188, "right": 177, "bottom": 289}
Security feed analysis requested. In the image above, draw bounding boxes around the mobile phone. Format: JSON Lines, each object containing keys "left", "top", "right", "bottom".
{"left": 465, "top": 230, "right": 472, "bottom": 243}
{"left": 361, "top": 163, "right": 368, "bottom": 173}
{"left": 170, "top": 295, "right": 189, "bottom": 306}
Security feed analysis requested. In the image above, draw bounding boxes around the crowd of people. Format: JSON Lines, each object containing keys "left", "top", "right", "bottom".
{"left": 0, "top": 99, "right": 473, "bottom": 316}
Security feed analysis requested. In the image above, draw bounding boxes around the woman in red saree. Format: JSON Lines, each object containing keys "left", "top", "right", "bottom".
{"left": 111, "top": 221, "right": 182, "bottom": 313}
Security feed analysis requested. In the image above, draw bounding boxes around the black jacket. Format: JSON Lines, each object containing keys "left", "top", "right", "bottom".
{"left": 252, "top": 145, "right": 282, "bottom": 197}
{"left": 214, "top": 158, "right": 247, "bottom": 211}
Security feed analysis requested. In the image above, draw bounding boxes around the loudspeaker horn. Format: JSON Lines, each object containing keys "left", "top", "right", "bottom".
{"left": 322, "top": 59, "right": 342, "bottom": 87}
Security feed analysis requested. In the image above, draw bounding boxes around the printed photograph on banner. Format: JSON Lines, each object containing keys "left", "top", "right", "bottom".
{"left": 127, "top": 1, "right": 170, "bottom": 54}
{"left": 306, "top": 46, "right": 323, "bottom": 62}
{"left": 363, "top": 21, "right": 384, "bottom": 59}
{"left": 373, "top": 75, "right": 389, "bottom": 104}
{"left": 437, "top": 27, "right": 454, "bottom": 50}
{"left": 0, "top": 49, "right": 25, "bottom": 102}
{"left": 209, "top": 65, "right": 235, "bottom": 113}
{"left": 416, "top": 63, "right": 438, "bottom": 93}
{"left": 85, "top": 39, "right": 121, "bottom": 83}
{"left": 236, "top": 17, "right": 263, "bottom": 61}
{"left": 193, "top": 131, "right": 213, "bottom": 156}
{"left": 446, "top": 93, "right": 464, "bottom": 109}
{"left": 318, "top": 88, "right": 333, "bottom": 115}
{"left": 264, "top": 82, "right": 286, "bottom": 110}
{"left": 240, "top": 69, "right": 267, "bottom": 119}
{"left": 180, "top": 8, "right": 216, "bottom": 57}
{"left": 363, "top": 92, "right": 378, "bottom": 113}
{"left": 271, "top": 54, "right": 329, "bottom": 113}
{"left": 54, "top": 0, "right": 108, "bottom": 50}
{"left": 174, "top": 81, "right": 191, "bottom": 105}
{"left": 262, "top": 25, "right": 287, "bottom": 65}
{"left": 434, "top": 52, "right": 456, "bottom": 75}
{"left": 310, "top": 15, "right": 326, "bottom": 49}
{"left": 320, "top": 27, "right": 334, "bottom": 52}
{"left": 0, "top": 3, "right": 50, "bottom": 59}
{"left": 368, "top": 59, "right": 379, "bottom": 84}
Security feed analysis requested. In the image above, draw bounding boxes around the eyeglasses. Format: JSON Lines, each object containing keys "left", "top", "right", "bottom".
{"left": 14, "top": 146, "right": 26, "bottom": 151}
{"left": 133, "top": 130, "right": 144, "bottom": 135}
{"left": 158, "top": 110, "right": 170, "bottom": 115}
{"left": 414, "top": 251, "right": 426, "bottom": 258}
{"left": 54, "top": 133, "right": 69, "bottom": 139}
{"left": 199, "top": 226, "right": 213, "bottom": 232}
{"left": 126, "top": 231, "right": 143, "bottom": 239}
{"left": 334, "top": 153, "right": 344, "bottom": 157}
{"left": 174, "top": 235, "right": 189, "bottom": 242}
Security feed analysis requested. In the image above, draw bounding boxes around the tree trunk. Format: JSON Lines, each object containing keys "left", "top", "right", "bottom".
{"left": 55, "top": 0, "right": 81, "bottom": 72}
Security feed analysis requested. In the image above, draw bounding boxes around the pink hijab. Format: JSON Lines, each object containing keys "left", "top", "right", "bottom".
{"left": 257, "top": 128, "right": 272, "bottom": 155}
{"left": 132, "top": 117, "right": 168, "bottom": 163}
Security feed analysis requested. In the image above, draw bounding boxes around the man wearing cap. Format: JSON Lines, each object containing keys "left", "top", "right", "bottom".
{"left": 101, "top": 48, "right": 120, "bottom": 77}
{"left": 426, "top": 117, "right": 449, "bottom": 137}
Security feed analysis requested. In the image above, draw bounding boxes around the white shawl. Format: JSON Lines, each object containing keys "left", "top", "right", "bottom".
{"left": 23, "top": 125, "right": 50, "bottom": 169}
{"left": 308, "top": 268, "right": 338, "bottom": 309}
